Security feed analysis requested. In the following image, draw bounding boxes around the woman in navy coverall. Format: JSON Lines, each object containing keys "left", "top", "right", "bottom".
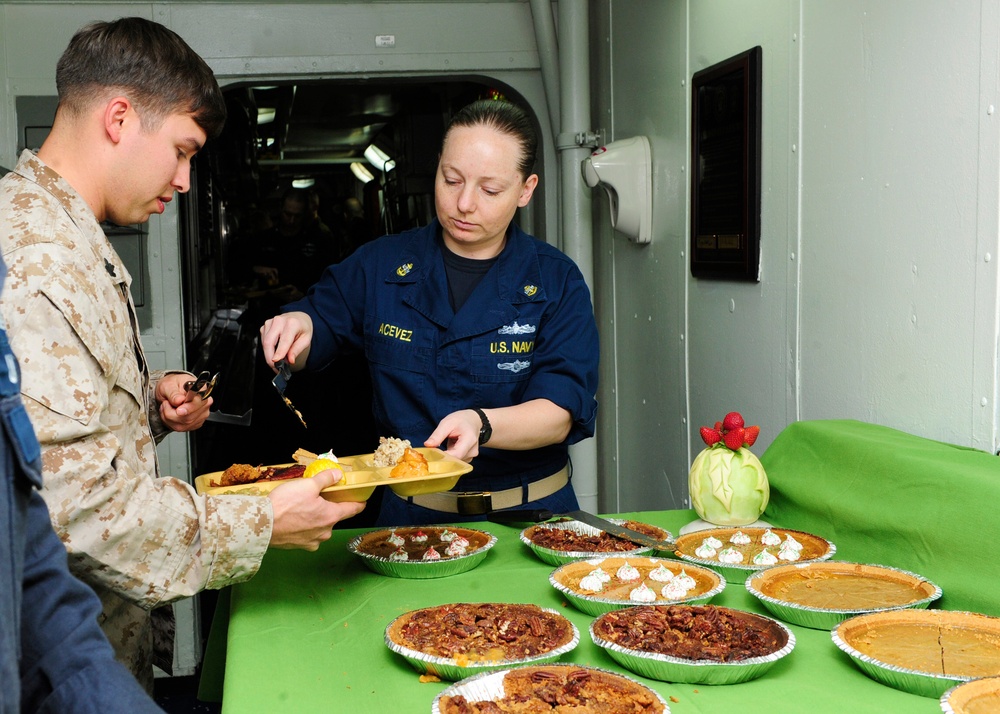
{"left": 260, "top": 100, "right": 599, "bottom": 526}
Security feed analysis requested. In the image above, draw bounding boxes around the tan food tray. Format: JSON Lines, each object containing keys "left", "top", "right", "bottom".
{"left": 194, "top": 447, "right": 473, "bottom": 502}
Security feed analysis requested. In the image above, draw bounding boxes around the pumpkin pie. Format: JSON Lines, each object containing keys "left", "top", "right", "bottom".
{"left": 835, "top": 609, "right": 1000, "bottom": 679}
{"left": 750, "top": 561, "right": 940, "bottom": 610}
{"left": 674, "top": 526, "right": 833, "bottom": 570}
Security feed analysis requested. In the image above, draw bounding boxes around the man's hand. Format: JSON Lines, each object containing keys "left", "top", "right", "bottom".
{"left": 155, "top": 372, "right": 212, "bottom": 432}
{"left": 424, "top": 409, "right": 483, "bottom": 462}
{"left": 268, "top": 467, "right": 366, "bottom": 550}
{"left": 260, "top": 311, "right": 314, "bottom": 371}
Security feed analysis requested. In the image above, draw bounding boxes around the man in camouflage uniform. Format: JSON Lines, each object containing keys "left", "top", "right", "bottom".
{"left": 0, "top": 18, "right": 364, "bottom": 692}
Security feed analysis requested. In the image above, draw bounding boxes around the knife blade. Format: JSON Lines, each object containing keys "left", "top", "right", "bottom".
{"left": 271, "top": 360, "right": 307, "bottom": 428}
{"left": 488, "top": 508, "right": 673, "bottom": 550}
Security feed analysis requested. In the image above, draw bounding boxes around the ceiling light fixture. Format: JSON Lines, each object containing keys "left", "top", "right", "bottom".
{"left": 257, "top": 107, "right": 276, "bottom": 125}
{"left": 350, "top": 162, "right": 375, "bottom": 184}
{"left": 364, "top": 144, "right": 396, "bottom": 172}
{"left": 291, "top": 178, "right": 315, "bottom": 189}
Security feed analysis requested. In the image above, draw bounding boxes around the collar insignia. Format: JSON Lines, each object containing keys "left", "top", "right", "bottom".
{"left": 396, "top": 262, "right": 414, "bottom": 277}
{"left": 523, "top": 284, "right": 538, "bottom": 297}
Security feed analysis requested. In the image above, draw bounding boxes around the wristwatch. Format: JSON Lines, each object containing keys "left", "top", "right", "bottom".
{"left": 472, "top": 407, "right": 492, "bottom": 446}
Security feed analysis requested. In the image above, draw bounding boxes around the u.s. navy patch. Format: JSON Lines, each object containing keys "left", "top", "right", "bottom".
{"left": 396, "top": 262, "right": 414, "bottom": 277}
{"left": 523, "top": 284, "right": 538, "bottom": 297}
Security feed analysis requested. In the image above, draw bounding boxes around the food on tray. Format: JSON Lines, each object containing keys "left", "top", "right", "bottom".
{"left": 387, "top": 603, "right": 574, "bottom": 662}
{"left": 525, "top": 519, "right": 669, "bottom": 553}
{"left": 389, "top": 447, "right": 429, "bottom": 478}
{"left": 835, "top": 609, "right": 1000, "bottom": 679}
{"left": 752, "top": 561, "right": 939, "bottom": 611}
{"left": 215, "top": 462, "right": 306, "bottom": 487}
{"left": 353, "top": 526, "right": 492, "bottom": 562}
{"left": 674, "top": 526, "right": 832, "bottom": 568}
{"left": 592, "top": 604, "right": 788, "bottom": 662}
{"left": 553, "top": 557, "right": 718, "bottom": 603}
{"left": 303, "top": 458, "right": 341, "bottom": 479}
{"left": 373, "top": 436, "right": 411, "bottom": 467}
{"left": 438, "top": 665, "right": 665, "bottom": 714}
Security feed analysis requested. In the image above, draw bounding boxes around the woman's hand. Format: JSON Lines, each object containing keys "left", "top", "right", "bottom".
{"left": 424, "top": 409, "right": 483, "bottom": 462}
{"left": 260, "top": 311, "right": 314, "bottom": 371}
{"left": 424, "top": 400, "right": 573, "bottom": 460}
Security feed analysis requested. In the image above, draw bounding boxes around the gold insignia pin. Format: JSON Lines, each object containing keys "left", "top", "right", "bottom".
{"left": 523, "top": 284, "right": 538, "bottom": 297}
{"left": 396, "top": 262, "right": 413, "bottom": 277}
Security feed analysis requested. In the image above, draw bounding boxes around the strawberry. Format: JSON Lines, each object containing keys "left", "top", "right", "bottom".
{"left": 722, "top": 411, "right": 745, "bottom": 431}
{"left": 699, "top": 426, "right": 722, "bottom": 446}
{"left": 723, "top": 427, "right": 745, "bottom": 451}
{"left": 744, "top": 425, "right": 761, "bottom": 447}
{"left": 714, "top": 421, "right": 724, "bottom": 432}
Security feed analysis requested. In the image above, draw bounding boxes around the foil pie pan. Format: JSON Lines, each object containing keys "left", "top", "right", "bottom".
{"left": 833, "top": 609, "right": 1000, "bottom": 699}
{"left": 520, "top": 519, "right": 665, "bottom": 566}
{"left": 745, "top": 561, "right": 942, "bottom": 631}
{"left": 384, "top": 606, "right": 580, "bottom": 681}
{"left": 430, "top": 664, "right": 671, "bottom": 714}
{"left": 940, "top": 675, "right": 1000, "bottom": 713}
{"left": 550, "top": 556, "right": 725, "bottom": 616}
{"left": 674, "top": 526, "right": 836, "bottom": 583}
{"left": 347, "top": 527, "right": 497, "bottom": 579}
{"left": 590, "top": 606, "right": 795, "bottom": 685}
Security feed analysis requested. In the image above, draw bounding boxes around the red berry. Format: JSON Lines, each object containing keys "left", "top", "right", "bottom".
{"left": 744, "top": 425, "right": 761, "bottom": 447}
{"left": 723, "top": 427, "right": 745, "bottom": 451}
{"left": 714, "top": 421, "right": 724, "bottom": 432}
{"left": 722, "top": 412, "right": 745, "bottom": 431}
{"left": 699, "top": 426, "right": 722, "bottom": 446}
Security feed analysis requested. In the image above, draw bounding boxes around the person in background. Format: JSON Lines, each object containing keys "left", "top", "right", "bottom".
{"left": 341, "top": 195, "right": 373, "bottom": 257}
{"left": 1, "top": 253, "right": 162, "bottom": 713}
{"left": 260, "top": 99, "right": 599, "bottom": 526}
{"left": 0, "top": 17, "right": 364, "bottom": 691}
{"left": 245, "top": 187, "right": 339, "bottom": 300}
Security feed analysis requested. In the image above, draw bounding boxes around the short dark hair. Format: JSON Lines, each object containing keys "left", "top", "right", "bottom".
{"left": 443, "top": 99, "right": 538, "bottom": 180}
{"left": 56, "top": 17, "right": 226, "bottom": 138}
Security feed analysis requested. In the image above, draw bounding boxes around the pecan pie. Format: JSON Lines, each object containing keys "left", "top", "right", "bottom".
{"left": 438, "top": 665, "right": 665, "bottom": 714}
{"left": 387, "top": 603, "right": 574, "bottom": 663}
{"left": 592, "top": 604, "right": 788, "bottom": 662}
{"left": 525, "top": 520, "right": 669, "bottom": 553}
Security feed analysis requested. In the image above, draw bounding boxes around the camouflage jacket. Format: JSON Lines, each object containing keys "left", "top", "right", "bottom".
{"left": 0, "top": 151, "right": 272, "bottom": 685}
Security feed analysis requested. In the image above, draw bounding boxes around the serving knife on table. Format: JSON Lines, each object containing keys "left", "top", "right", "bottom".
{"left": 272, "top": 360, "right": 308, "bottom": 428}
{"left": 487, "top": 508, "right": 674, "bottom": 550}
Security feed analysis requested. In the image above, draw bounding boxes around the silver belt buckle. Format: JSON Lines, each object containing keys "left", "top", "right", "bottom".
{"left": 456, "top": 491, "right": 493, "bottom": 516}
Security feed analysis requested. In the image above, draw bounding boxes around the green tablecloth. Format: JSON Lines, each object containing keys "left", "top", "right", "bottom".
{"left": 762, "top": 419, "right": 1000, "bottom": 617}
{"left": 199, "top": 509, "right": 945, "bottom": 713}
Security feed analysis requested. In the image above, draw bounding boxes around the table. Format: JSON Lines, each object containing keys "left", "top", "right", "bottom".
{"left": 199, "top": 509, "right": 945, "bottom": 713}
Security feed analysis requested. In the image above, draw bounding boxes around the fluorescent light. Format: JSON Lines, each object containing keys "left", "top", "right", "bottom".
{"left": 291, "top": 178, "right": 315, "bottom": 189}
{"left": 350, "top": 162, "right": 374, "bottom": 184}
{"left": 257, "top": 107, "right": 276, "bottom": 125}
{"left": 364, "top": 144, "right": 396, "bottom": 172}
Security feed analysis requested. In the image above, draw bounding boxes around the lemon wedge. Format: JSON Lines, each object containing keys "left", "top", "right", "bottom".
{"left": 303, "top": 458, "right": 340, "bottom": 479}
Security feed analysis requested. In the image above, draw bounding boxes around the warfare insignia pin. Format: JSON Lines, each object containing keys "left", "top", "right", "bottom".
{"left": 523, "top": 284, "right": 538, "bottom": 297}
{"left": 396, "top": 262, "right": 414, "bottom": 277}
